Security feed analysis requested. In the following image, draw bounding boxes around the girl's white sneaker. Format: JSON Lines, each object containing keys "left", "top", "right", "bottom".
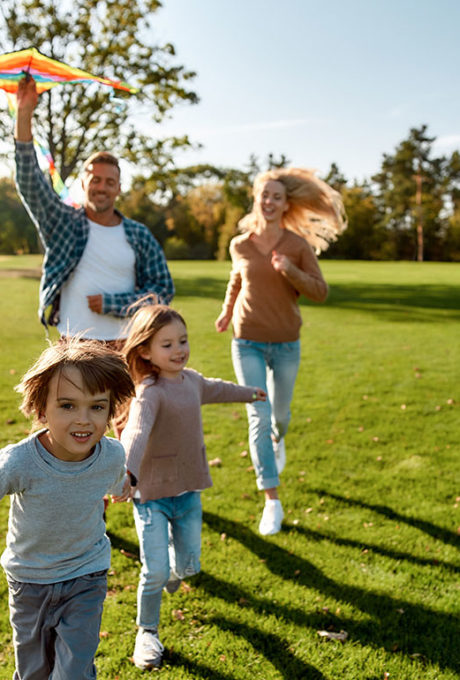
{"left": 133, "top": 628, "right": 164, "bottom": 669}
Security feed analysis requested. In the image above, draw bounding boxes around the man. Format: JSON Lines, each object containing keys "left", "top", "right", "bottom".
{"left": 14, "top": 77, "right": 174, "bottom": 342}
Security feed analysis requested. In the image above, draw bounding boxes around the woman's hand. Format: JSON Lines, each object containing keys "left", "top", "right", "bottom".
{"left": 271, "top": 250, "right": 294, "bottom": 276}
{"left": 215, "top": 311, "right": 232, "bottom": 333}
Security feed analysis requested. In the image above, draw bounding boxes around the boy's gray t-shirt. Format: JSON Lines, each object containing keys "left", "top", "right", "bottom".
{"left": 0, "top": 431, "right": 126, "bottom": 584}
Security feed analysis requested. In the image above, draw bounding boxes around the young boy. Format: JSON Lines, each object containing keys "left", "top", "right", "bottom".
{"left": 0, "top": 338, "right": 134, "bottom": 679}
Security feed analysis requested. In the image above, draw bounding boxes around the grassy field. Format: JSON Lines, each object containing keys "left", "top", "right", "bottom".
{"left": 0, "top": 256, "right": 459, "bottom": 679}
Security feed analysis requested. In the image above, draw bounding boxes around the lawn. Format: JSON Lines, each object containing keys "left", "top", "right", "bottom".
{"left": 0, "top": 256, "right": 459, "bottom": 679}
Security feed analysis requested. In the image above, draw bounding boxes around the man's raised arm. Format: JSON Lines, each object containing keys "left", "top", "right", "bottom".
{"left": 15, "top": 77, "right": 38, "bottom": 142}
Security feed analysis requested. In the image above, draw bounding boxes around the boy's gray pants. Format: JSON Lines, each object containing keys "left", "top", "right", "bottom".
{"left": 7, "top": 570, "right": 107, "bottom": 679}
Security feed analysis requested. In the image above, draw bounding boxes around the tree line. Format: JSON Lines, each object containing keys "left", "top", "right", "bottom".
{"left": 1, "top": 2, "right": 459, "bottom": 260}
{"left": 2, "top": 126, "right": 460, "bottom": 261}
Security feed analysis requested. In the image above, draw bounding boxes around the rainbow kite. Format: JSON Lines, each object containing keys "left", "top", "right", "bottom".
{"left": 1, "top": 47, "right": 137, "bottom": 206}
{"left": 0, "top": 46, "right": 137, "bottom": 94}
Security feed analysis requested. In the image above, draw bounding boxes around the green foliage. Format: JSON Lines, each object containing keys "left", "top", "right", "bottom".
{"left": 0, "top": 178, "right": 39, "bottom": 253}
{"left": 163, "top": 236, "right": 191, "bottom": 260}
{"left": 0, "top": 0, "right": 198, "bottom": 179}
{"left": 0, "top": 257, "right": 459, "bottom": 679}
{"left": 325, "top": 183, "right": 385, "bottom": 260}
{"left": 116, "top": 185, "right": 169, "bottom": 245}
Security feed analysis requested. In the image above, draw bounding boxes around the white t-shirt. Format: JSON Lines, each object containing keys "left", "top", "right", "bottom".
{"left": 58, "top": 219, "right": 136, "bottom": 340}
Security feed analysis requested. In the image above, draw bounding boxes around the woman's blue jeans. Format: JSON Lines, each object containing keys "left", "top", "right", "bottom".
{"left": 133, "top": 492, "right": 202, "bottom": 630}
{"left": 231, "top": 338, "right": 301, "bottom": 490}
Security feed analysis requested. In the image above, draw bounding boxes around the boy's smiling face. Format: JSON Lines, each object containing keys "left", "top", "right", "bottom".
{"left": 38, "top": 366, "right": 111, "bottom": 462}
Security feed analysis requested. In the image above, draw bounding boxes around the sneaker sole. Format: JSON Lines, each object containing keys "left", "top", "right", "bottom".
{"left": 133, "top": 658, "right": 162, "bottom": 669}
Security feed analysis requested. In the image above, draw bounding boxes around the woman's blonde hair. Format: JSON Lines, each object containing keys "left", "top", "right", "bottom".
{"left": 123, "top": 305, "right": 187, "bottom": 385}
{"left": 239, "top": 167, "right": 347, "bottom": 253}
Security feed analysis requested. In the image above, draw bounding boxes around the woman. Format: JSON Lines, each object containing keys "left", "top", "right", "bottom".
{"left": 215, "top": 167, "right": 346, "bottom": 535}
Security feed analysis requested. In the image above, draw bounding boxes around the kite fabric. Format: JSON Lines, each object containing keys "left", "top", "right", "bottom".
{"left": 0, "top": 47, "right": 137, "bottom": 94}
{"left": 1, "top": 47, "right": 137, "bottom": 207}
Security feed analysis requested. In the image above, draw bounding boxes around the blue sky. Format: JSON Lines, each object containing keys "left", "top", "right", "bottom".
{"left": 1, "top": 0, "right": 459, "bottom": 189}
{"left": 139, "top": 0, "right": 460, "bottom": 182}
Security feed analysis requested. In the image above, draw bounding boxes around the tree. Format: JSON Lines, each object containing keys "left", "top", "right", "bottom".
{"left": 323, "top": 162, "right": 347, "bottom": 192}
{"left": 372, "top": 125, "right": 446, "bottom": 261}
{"left": 0, "top": 177, "right": 39, "bottom": 253}
{"left": 326, "top": 181, "right": 385, "bottom": 260}
{"left": 0, "top": 0, "right": 198, "bottom": 181}
{"left": 440, "top": 150, "right": 460, "bottom": 261}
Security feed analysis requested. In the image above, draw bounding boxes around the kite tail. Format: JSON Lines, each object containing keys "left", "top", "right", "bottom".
{"left": 32, "top": 138, "right": 78, "bottom": 207}
{"left": 5, "top": 91, "right": 79, "bottom": 207}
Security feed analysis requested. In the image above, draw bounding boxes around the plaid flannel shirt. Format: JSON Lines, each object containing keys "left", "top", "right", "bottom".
{"left": 15, "top": 141, "right": 174, "bottom": 329}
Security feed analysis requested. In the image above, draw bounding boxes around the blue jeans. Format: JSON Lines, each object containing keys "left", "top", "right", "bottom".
{"left": 8, "top": 570, "right": 107, "bottom": 679}
{"left": 133, "top": 492, "right": 202, "bottom": 630}
{"left": 232, "top": 338, "right": 301, "bottom": 490}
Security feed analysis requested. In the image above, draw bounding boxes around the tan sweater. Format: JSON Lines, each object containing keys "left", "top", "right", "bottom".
{"left": 221, "top": 230, "right": 328, "bottom": 343}
{"left": 120, "top": 368, "right": 255, "bottom": 502}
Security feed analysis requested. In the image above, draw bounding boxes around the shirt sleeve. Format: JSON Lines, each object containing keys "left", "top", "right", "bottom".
{"left": 0, "top": 446, "right": 26, "bottom": 499}
{"left": 120, "top": 387, "right": 160, "bottom": 479}
{"left": 285, "top": 241, "right": 329, "bottom": 302}
{"left": 101, "top": 223, "right": 175, "bottom": 317}
{"left": 103, "top": 440, "right": 128, "bottom": 496}
{"left": 220, "top": 240, "right": 242, "bottom": 317}
{"left": 195, "top": 371, "right": 255, "bottom": 405}
{"left": 15, "top": 140, "right": 74, "bottom": 245}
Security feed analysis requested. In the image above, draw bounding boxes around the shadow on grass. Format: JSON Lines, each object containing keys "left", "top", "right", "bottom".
{"left": 312, "top": 490, "right": 460, "bottom": 551}
{"left": 174, "top": 276, "right": 228, "bottom": 301}
{"left": 162, "top": 651, "right": 246, "bottom": 680}
{"left": 106, "top": 531, "right": 139, "bottom": 560}
{"left": 174, "top": 274, "right": 460, "bottom": 324}
{"left": 207, "top": 618, "right": 326, "bottom": 680}
{"left": 203, "top": 511, "right": 460, "bottom": 674}
{"left": 291, "top": 524, "right": 459, "bottom": 575}
{"left": 166, "top": 646, "right": 324, "bottom": 680}
{"left": 317, "top": 283, "right": 460, "bottom": 323}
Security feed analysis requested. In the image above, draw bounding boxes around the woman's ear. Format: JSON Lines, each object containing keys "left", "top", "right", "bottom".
{"left": 283, "top": 202, "right": 290, "bottom": 213}
{"left": 38, "top": 412, "right": 47, "bottom": 424}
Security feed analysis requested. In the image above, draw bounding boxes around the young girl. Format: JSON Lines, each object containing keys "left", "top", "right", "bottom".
{"left": 120, "top": 304, "right": 266, "bottom": 669}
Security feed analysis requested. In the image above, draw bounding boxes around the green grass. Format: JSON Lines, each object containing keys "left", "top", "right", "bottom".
{"left": 0, "top": 256, "right": 459, "bottom": 679}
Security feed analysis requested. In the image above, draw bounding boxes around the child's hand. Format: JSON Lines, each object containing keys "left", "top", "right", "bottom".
{"left": 252, "top": 388, "right": 267, "bottom": 402}
{"left": 111, "top": 476, "right": 132, "bottom": 503}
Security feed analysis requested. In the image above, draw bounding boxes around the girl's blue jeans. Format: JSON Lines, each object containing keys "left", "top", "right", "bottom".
{"left": 231, "top": 338, "right": 301, "bottom": 490}
{"left": 133, "top": 491, "right": 202, "bottom": 630}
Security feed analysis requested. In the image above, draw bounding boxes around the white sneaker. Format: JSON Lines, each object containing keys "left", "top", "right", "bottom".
{"left": 259, "top": 499, "right": 284, "bottom": 535}
{"left": 133, "top": 628, "right": 164, "bottom": 669}
{"left": 273, "top": 438, "right": 286, "bottom": 474}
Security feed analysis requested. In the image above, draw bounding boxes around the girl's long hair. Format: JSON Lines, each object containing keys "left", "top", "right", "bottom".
{"left": 123, "top": 304, "right": 187, "bottom": 385}
{"left": 239, "top": 167, "right": 347, "bottom": 253}
{"left": 115, "top": 305, "right": 187, "bottom": 432}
